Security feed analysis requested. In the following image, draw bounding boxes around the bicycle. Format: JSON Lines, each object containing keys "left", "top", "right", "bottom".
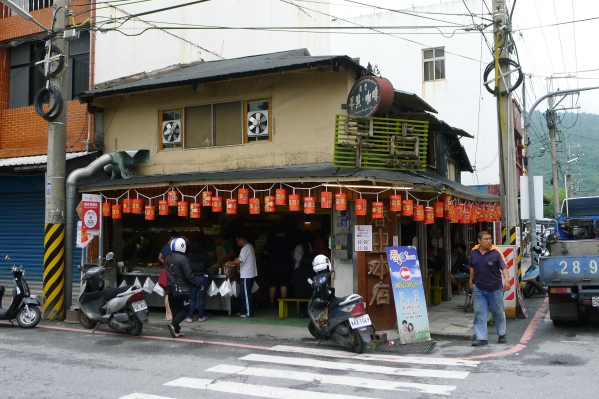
{"left": 464, "top": 284, "right": 472, "bottom": 312}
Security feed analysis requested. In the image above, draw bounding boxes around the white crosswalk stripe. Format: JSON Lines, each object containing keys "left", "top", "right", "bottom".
{"left": 119, "top": 344, "right": 478, "bottom": 399}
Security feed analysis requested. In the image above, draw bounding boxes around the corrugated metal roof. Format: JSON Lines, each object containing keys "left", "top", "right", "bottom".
{"left": 80, "top": 49, "right": 365, "bottom": 100}
{"left": 393, "top": 90, "right": 437, "bottom": 114}
{"left": 78, "top": 163, "right": 498, "bottom": 202}
{"left": 0, "top": 151, "right": 95, "bottom": 167}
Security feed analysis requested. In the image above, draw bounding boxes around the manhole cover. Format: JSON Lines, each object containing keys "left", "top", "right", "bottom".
{"left": 372, "top": 340, "right": 437, "bottom": 355}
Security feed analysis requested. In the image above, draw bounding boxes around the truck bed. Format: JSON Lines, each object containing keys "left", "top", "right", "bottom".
{"left": 540, "top": 255, "right": 599, "bottom": 285}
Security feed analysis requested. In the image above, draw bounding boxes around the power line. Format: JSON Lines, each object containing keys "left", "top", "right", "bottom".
{"left": 532, "top": 0, "right": 555, "bottom": 75}
{"left": 552, "top": 0, "right": 569, "bottom": 90}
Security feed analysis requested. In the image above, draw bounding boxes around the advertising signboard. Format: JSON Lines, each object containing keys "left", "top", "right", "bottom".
{"left": 81, "top": 194, "right": 101, "bottom": 236}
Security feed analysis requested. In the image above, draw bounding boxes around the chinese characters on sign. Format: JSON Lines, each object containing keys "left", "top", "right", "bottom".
{"left": 354, "top": 225, "right": 372, "bottom": 252}
{"left": 346, "top": 76, "right": 393, "bottom": 118}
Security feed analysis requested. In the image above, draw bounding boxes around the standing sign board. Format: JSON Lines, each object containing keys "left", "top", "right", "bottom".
{"left": 354, "top": 225, "right": 372, "bottom": 252}
{"left": 387, "top": 246, "right": 432, "bottom": 344}
{"left": 76, "top": 221, "right": 93, "bottom": 248}
{"left": 81, "top": 194, "right": 101, "bottom": 236}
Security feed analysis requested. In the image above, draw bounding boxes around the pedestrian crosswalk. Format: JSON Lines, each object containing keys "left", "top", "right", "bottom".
{"left": 119, "top": 345, "right": 480, "bottom": 399}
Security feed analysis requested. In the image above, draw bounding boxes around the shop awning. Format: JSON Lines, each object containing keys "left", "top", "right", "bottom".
{"left": 78, "top": 163, "right": 498, "bottom": 202}
{"left": 0, "top": 151, "right": 100, "bottom": 175}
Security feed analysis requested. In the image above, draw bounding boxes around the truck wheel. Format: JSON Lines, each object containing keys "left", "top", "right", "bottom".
{"left": 552, "top": 319, "right": 567, "bottom": 326}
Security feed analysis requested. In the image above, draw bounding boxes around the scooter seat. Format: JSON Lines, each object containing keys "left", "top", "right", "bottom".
{"left": 329, "top": 295, "right": 351, "bottom": 310}
{"left": 102, "top": 286, "right": 131, "bottom": 301}
{"left": 80, "top": 291, "right": 104, "bottom": 304}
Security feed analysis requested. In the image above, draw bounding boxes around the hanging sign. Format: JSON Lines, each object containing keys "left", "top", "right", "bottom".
{"left": 347, "top": 76, "right": 394, "bottom": 118}
{"left": 354, "top": 225, "right": 372, "bottom": 252}
{"left": 81, "top": 194, "right": 101, "bottom": 236}
{"left": 387, "top": 246, "right": 432, "bottom": 344}
{"left": 76, "top": 221, "right": 93, "bottom": 248}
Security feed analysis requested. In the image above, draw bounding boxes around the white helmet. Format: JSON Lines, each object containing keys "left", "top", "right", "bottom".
{"left": 312, "top": 255, "right": 331, "bottom": 273}
{"left": 171, "top": 237, "right": 186, "bottom": 253}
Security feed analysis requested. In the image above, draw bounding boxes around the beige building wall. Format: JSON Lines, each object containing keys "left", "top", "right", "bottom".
{"left": 93, "top": 67, "right": 356, "bottom": 176}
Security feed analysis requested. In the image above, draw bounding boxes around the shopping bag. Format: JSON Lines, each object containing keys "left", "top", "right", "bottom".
{"left": 157, "top": 268, "right": 167, "bottom": 288}
{"left": 219, "top": 279, "right": 232, "bottom": 297}
{"left": 143, "top": 277, "right": 155, "bottom": 294}
{"left": 231, "top": 281, "right": 240, "bottom": 297}
{"left": 251, "top": 280, "right": 260, "bottom": 293}
{"left": 133, "top": 277, "right": 142, "bottom": 289}
{"left": 118, "top": 280, "right": 127, "bottom": 288}
{"left": 152, "top": 283, "right": 165, "bottom": 297}
{"left": 208, "top": 280, "right": 219, "bottom": 297}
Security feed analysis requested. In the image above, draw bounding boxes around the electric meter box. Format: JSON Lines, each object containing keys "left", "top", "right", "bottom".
{"left": 333, "top": 233, "right": 352, "bottom": 260}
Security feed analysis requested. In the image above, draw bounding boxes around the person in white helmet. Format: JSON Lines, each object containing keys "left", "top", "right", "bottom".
{"left": 165, "top": 237, "right": 204, "bottom": 338}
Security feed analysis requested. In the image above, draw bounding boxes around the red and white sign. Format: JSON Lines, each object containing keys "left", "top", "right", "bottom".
{"left": 399, "top": 266, "right": 411, "bottom": 280}
{"left": 81, "top": 194, "right": 101, "bottom": 236}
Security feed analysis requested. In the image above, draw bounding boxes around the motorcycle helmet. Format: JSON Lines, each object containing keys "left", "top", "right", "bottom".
{"left": 171, "top": 237, "right": 187, "bottom": 253}
{"left": 312, "top": 254, "right": 331, "bottom": 273}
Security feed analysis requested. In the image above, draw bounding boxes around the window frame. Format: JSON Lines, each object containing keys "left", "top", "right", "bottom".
{"left": 159, "top": 108, "right": 184, "bottom": 150}
{"left": 244, "top": 98, "right": 273, "bottom": 143}
{"left": 447, "top": 160, "right": 456, "bottom": 182}
{"left": 423, "top": 47, "right": 445, "bottom": 82}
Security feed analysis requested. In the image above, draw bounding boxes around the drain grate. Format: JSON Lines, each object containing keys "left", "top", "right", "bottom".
{"left": 371, "top": 340, "right": 437, "bottom": 355}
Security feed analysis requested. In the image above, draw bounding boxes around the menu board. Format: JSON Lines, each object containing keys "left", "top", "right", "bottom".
{"left": 354, "top": 225, "right": 372, "bottom": 252}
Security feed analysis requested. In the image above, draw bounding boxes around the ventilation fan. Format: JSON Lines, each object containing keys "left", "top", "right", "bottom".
{"left": 162, "top": 120, "right": 181, "bottom": 145}
{"left": 247, "top": 111, "right": 269, "bottom": 137}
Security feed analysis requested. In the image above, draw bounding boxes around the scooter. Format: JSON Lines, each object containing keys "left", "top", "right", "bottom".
{"left": 77, "top": 252, "right": 148, "bottom": 336}
{"left": 523, "top": 245, "right": 548, "bottom": 298}
{"left": 307, "top": 271, "right": 375, "bottom": 353}
{"left": 0, "top": 255, "right": 42, "bottom": 328}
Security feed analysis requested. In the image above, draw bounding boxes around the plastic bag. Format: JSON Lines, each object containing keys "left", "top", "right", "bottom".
{"left": 219, "top": 279, "right": 232, "bottom": 297}
{"left": 252, "top": 280, "right": 260, "bottom": 293}
{"left": 133, "top": 277, "right": 142, "bottom": 290}
{"left": 152, "top": 283, "right": 165, "bottom": 297}
{"left": 231, "top": 281, "right": 240, "bottom": 297}
{"left": 208, "top": 280, "right": 219, "bottom": 297}
{"left": 143, "top": 277, "right": 155, "bottom": 294}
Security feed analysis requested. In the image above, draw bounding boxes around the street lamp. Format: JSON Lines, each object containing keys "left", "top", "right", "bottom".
{"left": 0, "top": 0, "right": 48, "bottom": 31}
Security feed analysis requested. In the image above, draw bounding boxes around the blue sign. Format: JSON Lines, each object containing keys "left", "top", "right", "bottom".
{"left": 386, "top": 246, "right": 431, "bottom": 344}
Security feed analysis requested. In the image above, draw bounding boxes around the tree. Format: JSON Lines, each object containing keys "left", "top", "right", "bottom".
{"left": 544, "top": 188, "right": 566, "bottom": 218}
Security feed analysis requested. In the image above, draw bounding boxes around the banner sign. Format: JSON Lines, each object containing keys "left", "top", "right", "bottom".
{"left": 354, "top": 225, "right": 372, "bottom": 252}
{"left": 81, "top": 194, "right": 101, "bottom": 236}
{"left": 386, "top": 246, "right": 431, "bottom": 344}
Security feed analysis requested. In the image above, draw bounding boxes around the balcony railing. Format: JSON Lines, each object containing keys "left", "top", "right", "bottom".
{"left": 2, "top": 0, "right": 55, "bottom": 18}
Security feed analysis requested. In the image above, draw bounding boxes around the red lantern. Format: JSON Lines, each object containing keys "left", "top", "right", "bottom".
{"left": 424, "top": 206, "right": 434, "bottom": 224}
{"left": 470, "top": 207, "right": 478, "bottom": 224}
{"left": 132, "top": 199, "right": 143, "bottom": 214}
{"left": 202, "top": 191, "right": 212, "bottom": 207}
{"left": 238, "top": 188, "right": 248, "bottom": 205}
{"left": 190, "top": 203, "right": 201, "bottom": 219}
{"left": 289, "top": 194, "right": 301, "bottom": 211}
{"left": 451, "top": 207, "right": 458, "bottom": 223}
{"left": 455, "top": 203, "right": 465, "bottom": 221}
{"left": 144, "top": 205, "right": 155, "bottom": 221}
{"left": 372, "top": 201, "right": 384, "bottom": 219}
{"left": 249, "top": 197, "right": 260, "bottom": 214}
{"left": 167, "top": 190, "right": 178, "bottom": 206}
{"left": 111, "top": 204, "right": 122, "bottom": 219}
{"left": 212, "top": 196, "right": 223, "bottom": 213}
{"left": 495, "top": 204, "right": 502, "bottom": 221}
{"left": 275, "top": 189, "right": 287, "bottom": 206}
{"left": 320, "top": 191, "right": 332, "bottom": 209}
{"left": 433, "top": 201, "right": 444, "bottom": 218}
{"left": 355, "top": 199, "right": 367, "bottom": 216}
{"left": 265, "top": 196, "right": 276, "bottom": 212}
{"left": 102, "top": 202, "right": 111, "bottom": 217}
{"left": 158, "top": 200, "right": 169, "bottom": 215}
{"left": 460, "top": 210, "right": 471, "bottom": 224}
{"left": 123, "top": 198, "right": 131, "bottom": 214}
{"left": 390, "top": 194, "right": 402, "bottom": 212}
{"left": 335, "top": 193, "right": 347, "bottom": 211}
{"left": 226, "top": 198, "right": 237, "bottom": 215}
{"left": 444, "top": 203, "right": 454, "bottom": 220}
{"left": 414, "top": 204, "right": 424, "bottom": 221}
{"left": 443, "top": 195, "right": 453, "bottom": 209}
{"left": 304, "top": 196, "right": 316, "bottom": 214}
{"left": 402, "top": 199, "right": 414, "bottom": 216}
{"left": 178, "top": 201, "right": 188, "bottom": 217}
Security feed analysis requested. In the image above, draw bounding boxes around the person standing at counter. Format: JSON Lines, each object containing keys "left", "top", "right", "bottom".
{"left": 166, "top": 238, "right": 204, "bottom": 338}
{"left": 215, "top": 233, "right": 235, "bottom": 265}
{"left": 264, "top": 227, "right": 294, "bottom": 308}
{"left": 184, "top": 239, "right": 211, "bottom": 323}
{"left": 226, "top": 232, "right": 257, "bottom": 318}
{"left": 158, "top": 231, "right": 178, "bottom": 323}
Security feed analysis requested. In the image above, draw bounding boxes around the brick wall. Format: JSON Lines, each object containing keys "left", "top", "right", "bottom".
{"left": 0, "top": 0, "right": 93, "bottom": 159}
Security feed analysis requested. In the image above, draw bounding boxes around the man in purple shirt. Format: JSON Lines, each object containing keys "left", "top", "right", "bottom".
{"left": 469, "top": 230, "right": 511, "bottom": 346}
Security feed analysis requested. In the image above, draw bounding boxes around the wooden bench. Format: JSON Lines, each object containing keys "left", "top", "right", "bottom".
{"left": 278, "top": 298, "right": 310, "bottom": 319}
{"left": 457, "top": 279, "right": 470, "bottom": 294}
{"left": 429, "top": 286, "right": 443, "bottom": 306}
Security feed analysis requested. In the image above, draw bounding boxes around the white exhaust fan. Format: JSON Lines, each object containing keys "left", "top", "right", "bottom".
{"left": 162, "top": 120, "right": 181, "bottom": 146}
{"left": 247, "top": 111, "right": 269, "bottom": 137}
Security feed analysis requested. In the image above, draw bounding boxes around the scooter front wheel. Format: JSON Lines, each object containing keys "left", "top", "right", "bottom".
{"left": 523, "top": 282, "right": 535, "bottom": 298}
{"left": 308, "top": 320, "right": 324, "bottom": 340}
{"left": 17, "top": 306, "right": 41, "bottom": 328}
{"left": 78, "top": 308, "right": 98, "bottom": 329}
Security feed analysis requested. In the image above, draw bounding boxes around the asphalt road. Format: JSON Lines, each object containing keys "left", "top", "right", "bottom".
{"left": 1, "top": 294, "right": 597, "bottom": 399}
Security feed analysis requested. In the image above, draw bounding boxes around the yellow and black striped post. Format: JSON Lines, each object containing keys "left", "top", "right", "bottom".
{"left": 502, "top": 225, "right": 524, "bottom": 317}
{"left": 43, "top": 223, "right": 65, "bottom": 320}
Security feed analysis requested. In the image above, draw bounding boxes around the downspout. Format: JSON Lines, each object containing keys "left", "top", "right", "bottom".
{"left": 64, "top": 153, "right": 113, "bottom": 311}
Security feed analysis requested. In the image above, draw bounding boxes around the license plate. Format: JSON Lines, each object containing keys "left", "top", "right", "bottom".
{"left": 593, "top": 297, "right": 599, "bottom": 307}
{"left": 132, "top": 300, "right": 147, "bottom": 312}
{"left": 349, "top": 314, "right": 371, "bottom": 329}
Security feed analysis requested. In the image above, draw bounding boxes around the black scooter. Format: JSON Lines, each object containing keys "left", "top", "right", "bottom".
{"left": 0, "top": 255, "right": 42, "bottom": 328}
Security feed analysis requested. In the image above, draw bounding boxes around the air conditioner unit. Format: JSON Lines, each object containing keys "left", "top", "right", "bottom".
{"left": 162, "top": 120, "right": 181, "bottom": 145}
{"left": 247, "top": 111, "right": 269, "bottom": 137}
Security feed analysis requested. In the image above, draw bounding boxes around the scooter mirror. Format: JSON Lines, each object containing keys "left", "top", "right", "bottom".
{"left": 4, "top": 255, "right": 10, "bottom": 263}
{"left": 77, "top": 265, "right": 83, "bottom": 271}
{"left": 105, "top": 252, "right": 115, "bottom": 261}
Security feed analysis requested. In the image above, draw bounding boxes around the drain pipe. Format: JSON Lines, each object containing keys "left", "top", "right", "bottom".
{"left": 65, "top": 153, "right": 112, "bottom": 311}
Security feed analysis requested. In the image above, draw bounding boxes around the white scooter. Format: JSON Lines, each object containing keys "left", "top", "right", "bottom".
{"left": 77, "top": 252, "right": 148, "bottom": 336}
{"left": 523, "top": 245, "right": 548, "bottom": 298}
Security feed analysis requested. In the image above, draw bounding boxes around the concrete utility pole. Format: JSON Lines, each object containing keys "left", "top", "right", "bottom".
{"left": 43, "top": 0, "right": 69, "bottom": 320}
{"left": 493, "top": 0, "right": 519, "bottom": 243}
{"left": 545, "top": 81, "right": 560, "bottom": 217}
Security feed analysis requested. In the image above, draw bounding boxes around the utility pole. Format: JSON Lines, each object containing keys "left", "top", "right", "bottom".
{"left": 492, "top": 0, "right": 519, "bottom": 244}
{"left": 545, "top": 79, "right": 560, "bottom": 217}
{"left": 42, "top": 0, "right": 69, "bottom": 320}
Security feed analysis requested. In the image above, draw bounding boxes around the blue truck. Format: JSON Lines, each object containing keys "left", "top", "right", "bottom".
{"left": 539, "top": 196, "right": 599, "bottom": 325}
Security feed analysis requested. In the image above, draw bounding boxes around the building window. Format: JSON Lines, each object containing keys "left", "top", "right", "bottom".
{"left": 423, "top": 47, "right": 445, "bottom": 81}
{"left": 160, "top": 110, "right": 183, "bottom": 149}
{"left": 447, "top": 160, "right": 456, "bottom": 182}
{"left": 246, "top": 99, "right": 271, "bottom": 142}
{"left": 68, "top": 31, "right": 90, "bottom": 100}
